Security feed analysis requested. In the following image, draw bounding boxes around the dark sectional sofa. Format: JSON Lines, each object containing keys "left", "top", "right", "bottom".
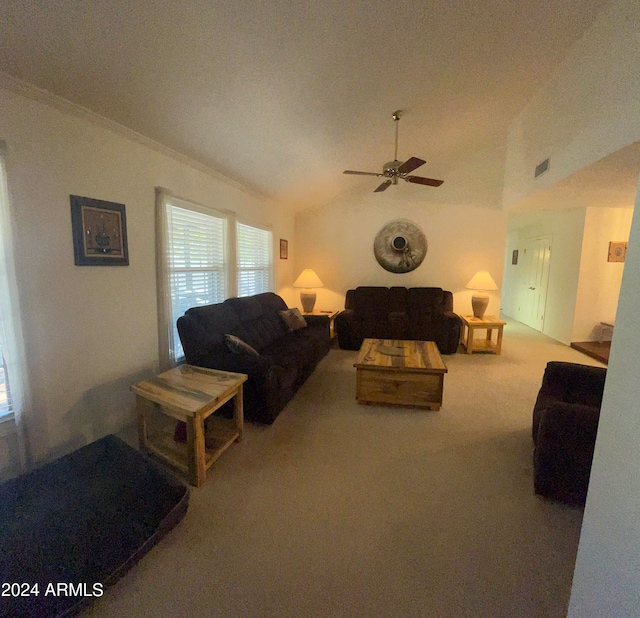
{"left": 177, "top": 292, "right": 331, "bottom": 425}
{"left": 335, "top": 286, "right": 462, "bottom": 354}
{"left": 532, "top": 361, "right": 607, "bottom": 505}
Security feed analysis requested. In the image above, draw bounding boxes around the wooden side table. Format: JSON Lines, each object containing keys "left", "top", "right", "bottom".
{"left": 459, "top": 315, "right": 506, "bottom": 355}
{"left": 131, "top": 365, "right": 247, "bottom": 487}
{"left": 302, "top": 309, "right": 339, "bottom": 338}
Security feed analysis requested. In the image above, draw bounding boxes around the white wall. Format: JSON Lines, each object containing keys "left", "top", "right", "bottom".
{"left": 573, "top": 207, "right": 634, "bottom": 341}
{"left": 292, "top": 184, "right": 506, "bottom": 317}
{"left": 0, "top": 84, "right": 295, "bottom": 470}
{"left": 568, "top": 176, "right": 640, "bottom": 617}
{"left": 501, "top": 208, "right": 585, "bottom": 344}
{"left": 503, "top": 0, "right": 640, "bottom": 209}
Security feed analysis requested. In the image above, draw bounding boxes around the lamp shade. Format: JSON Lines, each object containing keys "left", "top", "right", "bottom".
{"left": 466, "top": 270, "right": 498, "bottom": 291}
{"left": 293, "top": 269, "right": 324, "bottom": 289}
{"left": 465, "top": 270, "right": 498, "bottom": 319}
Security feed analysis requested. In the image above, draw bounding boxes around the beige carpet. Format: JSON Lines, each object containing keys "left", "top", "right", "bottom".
{"left": 86, "top": 319, "right": 605, "bottom": 618}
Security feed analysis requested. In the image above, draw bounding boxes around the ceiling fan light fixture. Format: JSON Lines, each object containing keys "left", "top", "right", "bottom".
{"left": 343, "top": 111, "right": 443, "bottom": 191}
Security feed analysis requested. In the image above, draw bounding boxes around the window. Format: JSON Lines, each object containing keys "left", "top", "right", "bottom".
{"left": 0, "top": 342, "right": 10, "bottom": 418}
{"left": 156, "top": 188, "right": 273, "bottom": 368}
{"left": 0, "top": 140, "right": 30, "bottom": 465}
{"left": 236, "top": 222, "right": 272, "bottom": 297}
{"left": 158, "top": 193, "right": 228, "bottom": 364}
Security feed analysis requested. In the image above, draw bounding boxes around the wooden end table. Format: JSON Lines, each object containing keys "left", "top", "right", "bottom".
{"left": 131, "top": 365, "right": 247, "bottom": 487}
{"left": 302, "top": 309, "right": 340, "bottom": 338}
{"left": 459, "top": 315, "right": 506, "bottom": 355}
{"left": 354, "top": 339, "right": 447, "bottom": 410}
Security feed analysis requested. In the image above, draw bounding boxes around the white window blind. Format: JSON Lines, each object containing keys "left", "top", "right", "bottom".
{"left": 236, "top": 222, "right": 272, "bottom": 297}
{"left": 166, "top": 202, "right": 227, "bottom": 361}
{"left": 156, "top": 188, "right": 274, "bottom": 369}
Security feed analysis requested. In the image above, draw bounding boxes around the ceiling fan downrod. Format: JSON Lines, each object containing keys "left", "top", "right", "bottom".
{"left": 392, "top": 109, "right": 402, "bottom": 163}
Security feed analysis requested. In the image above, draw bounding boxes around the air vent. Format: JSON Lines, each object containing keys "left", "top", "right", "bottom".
{"left": 535, "top": 158, "right": 550, "bottom": 178}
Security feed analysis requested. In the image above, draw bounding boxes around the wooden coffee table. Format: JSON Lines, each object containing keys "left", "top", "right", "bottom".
{"left": 354, "top": 339, "right": 448, "bottom": 410}
{"left": 131, "top": 365, "right": 247, "bottom": 487}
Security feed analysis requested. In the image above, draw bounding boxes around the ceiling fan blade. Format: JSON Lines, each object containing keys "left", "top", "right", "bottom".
{"left": 343, "top": 170, "right": 382, "bottom": 177}
{"left": 405, "top": 175, "right": 444, "bottom": 187}
{"left": 397, "top": 157, "right": 425, "bottom": 175}
{"left": 374, "top": 179, "right": 392, "bottom": 193}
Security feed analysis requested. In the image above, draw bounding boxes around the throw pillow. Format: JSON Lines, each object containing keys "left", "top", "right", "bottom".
{"left": 224, "top": 334, "right": 260, "bottom": 357}
{"left": 279, "top": 308, "right": 307, "bottom": 331}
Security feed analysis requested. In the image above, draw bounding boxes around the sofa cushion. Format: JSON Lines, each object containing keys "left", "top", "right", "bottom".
{"left": 179, "top": 303, "right": 250, "bottom": 364}
{"left": 353, "top": 287, "right": 390, "bottom": 317}
{"left": 224, "top": 293, "right": 289, "bottom": 351}
{"left": 388, "top": 287, "right": 408, "bottom": 312}
{"left": 225, "top": 296, "right": 264, "bottom": 321}
{"left": 279, "top": 308, "right": 307, "bottom": 331}
{"left": 225, "top": 334, "right": 260, "bottom": 357}
{"left": 407, "top": 287, "right": 444, "bottom": 314}
{"left": 262, "top": 326, "right": 326, "bottom": 375}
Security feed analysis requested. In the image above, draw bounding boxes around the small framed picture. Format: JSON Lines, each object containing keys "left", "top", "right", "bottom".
{"left": 512, "top": 249, "right": 519, "bottom": 265}
{"left": 70, "top": 195, "right": 129, "bottom": 266}
{"left": 608, "top": 241, "right": 627, "bottom": 263}
{"left": 280, "top": 239, "right": 288, "bottom": 259}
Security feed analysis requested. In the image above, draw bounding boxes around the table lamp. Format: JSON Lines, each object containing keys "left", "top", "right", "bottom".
{"left": 466, "top": 270, "right": 498, "bottom": 319}
{"left": 293, "top": 268, "right": 324, "bottom": 313}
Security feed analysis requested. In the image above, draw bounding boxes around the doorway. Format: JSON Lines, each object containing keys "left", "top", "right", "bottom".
{"left": 519, "top": 235, "right": 552, "bottom": 332}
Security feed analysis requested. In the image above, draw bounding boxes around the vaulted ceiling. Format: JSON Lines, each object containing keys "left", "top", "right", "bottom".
{"left": 0, "top": 0, "right": 624, "bottom": 210}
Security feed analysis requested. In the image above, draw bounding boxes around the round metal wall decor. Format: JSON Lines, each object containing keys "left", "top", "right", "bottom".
{"left": 373, "top": 218, "right": 427, "bottom": 273}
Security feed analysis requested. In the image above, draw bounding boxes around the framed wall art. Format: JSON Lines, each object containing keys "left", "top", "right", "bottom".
{"left": 608, "top": 241, "right": 627, "bottom": 263}
{"left": 280, "top": 239, "right": 288, "bottom": 259}
{"left": 373, "top": 218, "right": 427, "bottom": 273}
{"left": 70, "top": 195, "right": 129, "bottom": 266}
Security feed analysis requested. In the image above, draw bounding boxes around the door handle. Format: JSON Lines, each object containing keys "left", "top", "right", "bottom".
{"left": 529, "top": 286, "right": 536, "bottom": 290}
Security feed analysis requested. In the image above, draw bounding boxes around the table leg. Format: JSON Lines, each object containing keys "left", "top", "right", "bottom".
{"left": 496, "top": 325, "right": 504, "bottom": 355}
{"left": 187, "top": 413, "right": 206, "bottom": 487}
{"left": 466, "top": 325, "right": 474, "bottom": 354}
{"left": 233, "top": 386, "right": 244, "bottom": 443}
{"left": 486, "top": 328, "right": 493, "bottom": 342}
{"left": 136, "top": 395, "right": 150, "bottom": 452}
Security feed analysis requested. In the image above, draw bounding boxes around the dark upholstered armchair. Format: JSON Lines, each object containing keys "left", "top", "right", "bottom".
{"left": 532, "top": 361, "right": 607, "bottom": 505}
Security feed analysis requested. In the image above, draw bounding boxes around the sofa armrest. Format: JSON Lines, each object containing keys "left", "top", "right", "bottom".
{"left": 536, "top": 362, "right": 606, "bottom": 401}
{"left": 533, "top": 402, "right": 600, "bottom": 505}
{"left": 533, "top": 362, "right": 606, "bottom": 439}
{"left": 433, "top": 311, "right": 462, "bottom": 354}
{"left": 335, "top": 310, "right": 360, "bottom": 350}
{"left": 440, "top": 311, "right": 462, "bottom": 326}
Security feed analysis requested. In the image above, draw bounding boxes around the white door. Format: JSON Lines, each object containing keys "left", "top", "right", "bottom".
{"left": 519, "top": 236, "right": 552, "bottom": 331}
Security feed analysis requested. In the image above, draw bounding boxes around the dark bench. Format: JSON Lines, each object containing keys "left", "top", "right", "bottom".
{"left": 0, "top": 434, "right": 189, "bottom": 617}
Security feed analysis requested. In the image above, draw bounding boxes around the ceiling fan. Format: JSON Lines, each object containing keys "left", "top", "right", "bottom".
{"left": 343, "top": 110, "right": 444, "bottom": 193}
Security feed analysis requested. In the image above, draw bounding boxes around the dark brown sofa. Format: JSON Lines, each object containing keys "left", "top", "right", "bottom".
{"left": 335, "top": 286, "right": 461, "bottom": 354}
{"left": 532, "top": 361, "right": 607, "bottom": 505}
{"left": 177, "top": 292, "right": 331, "bottom": 425}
